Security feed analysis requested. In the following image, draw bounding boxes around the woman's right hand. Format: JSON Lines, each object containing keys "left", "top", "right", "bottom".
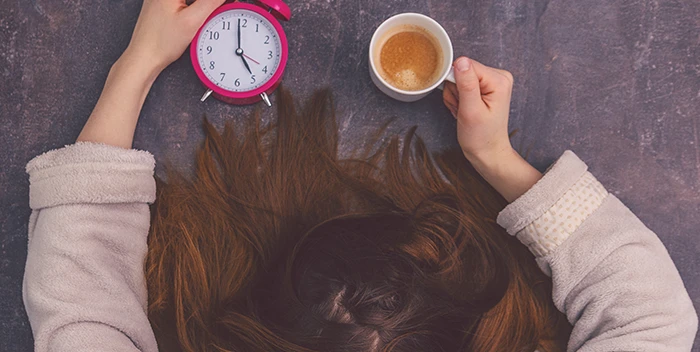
{"left": 443, "top": 57, "right": 542, "bottom": 203}
{"left": 127, "top": 0, "right": 226, "bottom": 73}
{"left": 442, "top": 57, "right": 515, "bottom": 165}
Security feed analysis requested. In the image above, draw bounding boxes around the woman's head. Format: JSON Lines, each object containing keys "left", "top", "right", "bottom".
{"left": 146, "top": 88, "right": 569, "bottom": 352}
{"left": 258, "top": 211, "right": 508, "bottom": 352}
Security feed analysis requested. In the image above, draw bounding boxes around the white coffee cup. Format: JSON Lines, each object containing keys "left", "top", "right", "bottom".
{"left": 369, "top": 13, "right": 456, "bottom": 102}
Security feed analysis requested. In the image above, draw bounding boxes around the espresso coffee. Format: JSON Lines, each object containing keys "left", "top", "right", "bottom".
{"left": 377, "top": 25, "right": 443, "bottom": 91}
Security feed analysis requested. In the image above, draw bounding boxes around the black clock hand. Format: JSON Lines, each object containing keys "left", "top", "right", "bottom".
{"left": 241, "top": 55, "right": 252, "bottom": 74}
{"left": 235, "top": 18, "right": 251, "bottom": 74}
{"left": 237, "top": 18, "right": 241, "bottom": 49}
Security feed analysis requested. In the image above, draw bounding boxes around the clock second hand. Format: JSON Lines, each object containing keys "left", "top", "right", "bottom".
{"left": 242, "top": 53, "right": 260, "bottom": 65}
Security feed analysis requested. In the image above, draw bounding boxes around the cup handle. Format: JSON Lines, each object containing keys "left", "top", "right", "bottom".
{"left": 437, "top": 67, "right": 456, "bottom": 91}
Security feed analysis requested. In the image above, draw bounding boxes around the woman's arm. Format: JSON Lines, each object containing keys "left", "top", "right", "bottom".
{"left": 77, "top": 0, "right": 225, "bottom": 148}
{"left": 75, "top": 50, "right": 160, "bottom": 148}
{"left": 442, "top": 57, "right": 542, "bottom": 202}
{"left": 23, "top": 1, "right": 224, "bottom": 351}
{"left": 24, "top": 144, "right": 159, "bottom": 352}
{"left": 444, "top": 57, "right": 698, "bottom": 351}
{"left": 496, "top": 151, "right": 698, "bottom": 351}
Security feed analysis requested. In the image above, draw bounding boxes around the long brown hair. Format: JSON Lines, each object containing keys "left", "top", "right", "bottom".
{"left": 146, "top": 88, "right": 570, "bottom": 352}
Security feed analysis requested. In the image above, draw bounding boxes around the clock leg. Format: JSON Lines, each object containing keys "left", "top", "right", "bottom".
{"left": 200, "top": 89, "right": 213, "bottom": 102}
{"left": 260, "top": 92, "right": 272, "bottom": 107}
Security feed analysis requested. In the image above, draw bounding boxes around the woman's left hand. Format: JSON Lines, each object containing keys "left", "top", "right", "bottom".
{"left": 127, "top": 0, "right": 226, "bottom": 72}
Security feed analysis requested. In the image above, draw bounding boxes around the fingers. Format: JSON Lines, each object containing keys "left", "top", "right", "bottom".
{"left": 442, "top": 83, "right": 459, "bottom": 117}
{"left": 452, "top": 57, "right": 486, "bottom": 118}
{"left": 184, "top": 0, "right": 226, "bottom": 24}
{"left": 468, "top": 59, "right": 514, "bottom": 101}
{"left": 452, "top": 56, "right": 513, "bottom": 113}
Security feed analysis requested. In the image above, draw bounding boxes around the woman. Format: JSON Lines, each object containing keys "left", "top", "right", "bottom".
{"left": 23, "top": 0, "right": 697, "bottom": 351}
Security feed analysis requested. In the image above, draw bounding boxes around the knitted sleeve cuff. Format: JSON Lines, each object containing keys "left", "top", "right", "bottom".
{"left": 496, "top": 151, "right": 609, "bottom": 257}
{"left": 26, "top": 142, "right": 156, "bottom": 209}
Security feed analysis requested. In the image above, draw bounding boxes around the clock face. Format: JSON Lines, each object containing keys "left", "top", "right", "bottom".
{"left": 196, "top": 9, "right": 282, "bottom": 92}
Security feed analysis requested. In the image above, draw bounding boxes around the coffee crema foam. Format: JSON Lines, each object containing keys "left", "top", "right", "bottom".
{"left": 377, "top": 25, "right": 443, "bottom": 91}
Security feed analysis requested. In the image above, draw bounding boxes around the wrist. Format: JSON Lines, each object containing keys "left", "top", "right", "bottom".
{"left": 466, "top": 147, "right": 542, "bottom": 203}
{"left": 463, "top": 144, "right": 517, "bottom": 172}
{"left": 114, "top": 47, "right": 165, "bottom": 84}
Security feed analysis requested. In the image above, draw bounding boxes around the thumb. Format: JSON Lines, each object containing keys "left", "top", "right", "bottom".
{"left": 184, "top": 0, "right": 226, "bottom": 23}
{"left": 453, "top": 57, "right": 485, "bottom": 116}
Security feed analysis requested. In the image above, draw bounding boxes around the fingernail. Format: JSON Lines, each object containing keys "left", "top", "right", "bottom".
{"left": 455, "top": 57, "right": 470, "bottom": 72}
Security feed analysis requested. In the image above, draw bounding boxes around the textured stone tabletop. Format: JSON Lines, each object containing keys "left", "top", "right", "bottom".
{"left": 1, "top": 0, "right": 698, "bottom": 350}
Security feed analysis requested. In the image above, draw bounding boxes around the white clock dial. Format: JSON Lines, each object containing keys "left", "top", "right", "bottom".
{"left": 196, "top": 9, "right": 282, "bottom": 92}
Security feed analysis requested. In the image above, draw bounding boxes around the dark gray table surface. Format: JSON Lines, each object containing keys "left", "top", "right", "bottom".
{"left": 1, "top": 0, "right": 698, "bottom": 350}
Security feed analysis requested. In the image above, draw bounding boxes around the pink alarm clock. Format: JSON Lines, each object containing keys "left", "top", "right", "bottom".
{"left": 190, "top": 0, "right": 291, "bottom": 106}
